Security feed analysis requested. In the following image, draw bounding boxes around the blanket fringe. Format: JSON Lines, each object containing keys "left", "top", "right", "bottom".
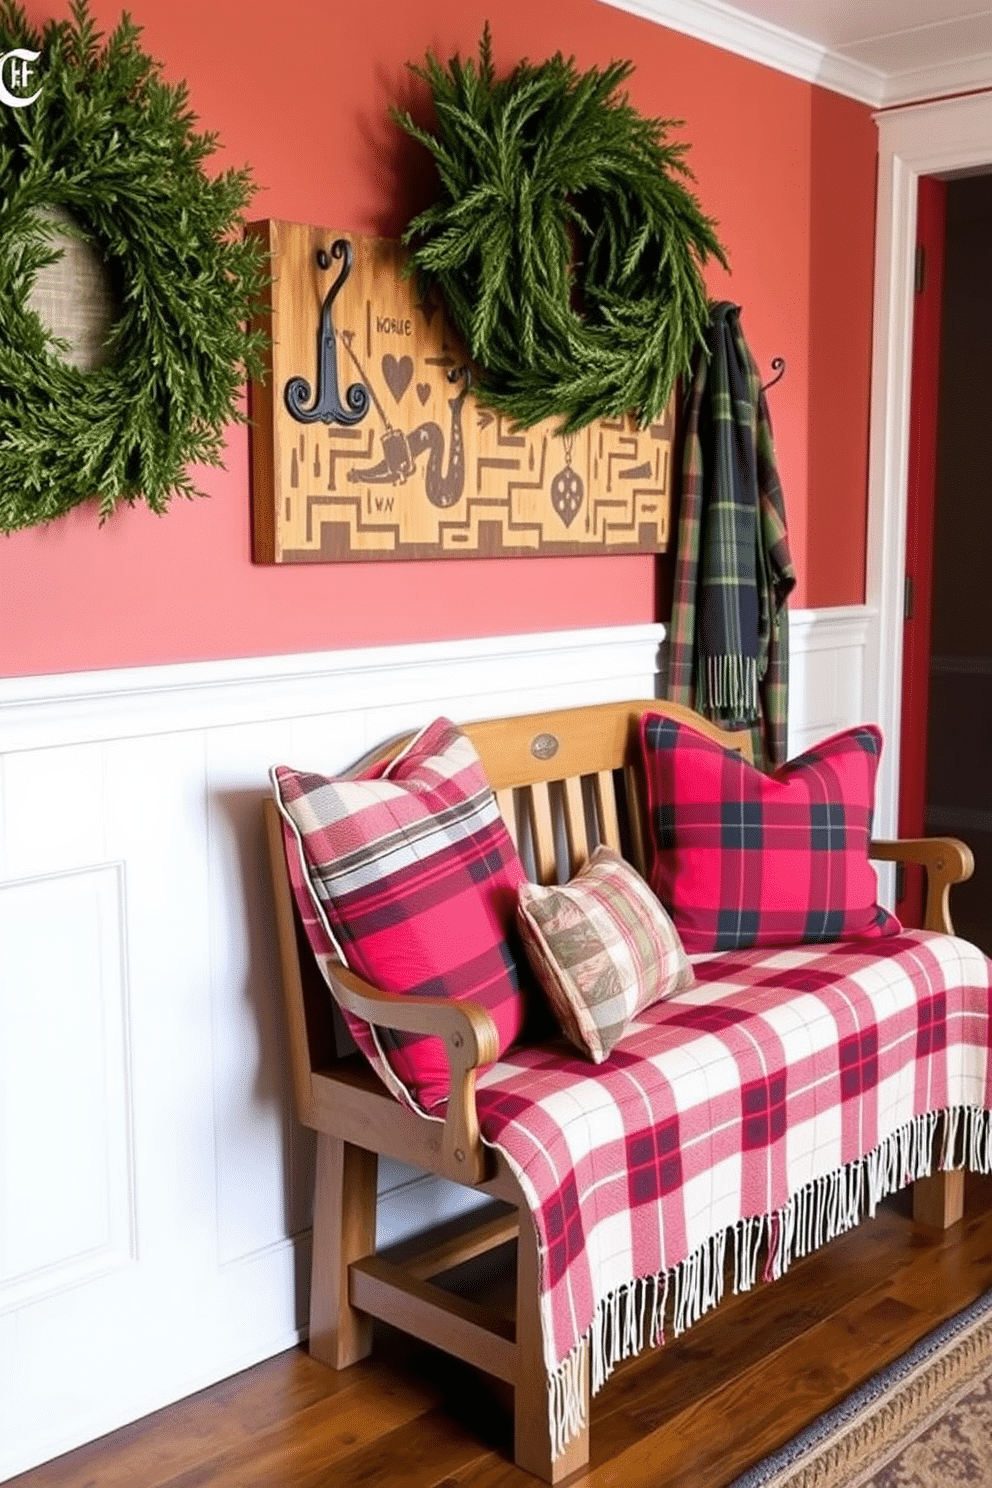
{"left": 703, "top": 654, "right": 759, "bottom": 720}
{"left": 546, "top": 1104, "right": 992, "bottom": 1460}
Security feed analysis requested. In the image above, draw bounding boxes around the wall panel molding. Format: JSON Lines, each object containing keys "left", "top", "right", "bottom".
{"left": 0, "top": 623, "right": 664, "bottom": 1479}
{"left": 931, "top": 655, "right": 992, "bottom": 677}
{"left": 787, "top": 605, "right": 870, "bottom": 757}
{"left": 0, "top": 613, "right": 860, "bottom": 1477}
{"left": 0, "top": 864, "right": 135, "bottom": 1312}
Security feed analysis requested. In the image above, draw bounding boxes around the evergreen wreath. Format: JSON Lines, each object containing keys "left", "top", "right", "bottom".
{"left": 396, "top": 29, "right": 728, "bottom": 434}
{"left": 0, "top": 0, "right": 266, "bottom": 532}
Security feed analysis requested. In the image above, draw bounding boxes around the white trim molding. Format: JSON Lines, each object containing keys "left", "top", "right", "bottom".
{"left": 866, "top": 94, "right": 992, "bottom": 844}
{"left": 595, "top": 0, "right": 992, "bottom": 108}
{"left": 596, "top": 0, "right": 885, "bottom": 103}
{"left": 882, "top": 55, "right": 992, "bottom": 110}
{"left": 0, "top": 624, "right": 667, "bottom": 753}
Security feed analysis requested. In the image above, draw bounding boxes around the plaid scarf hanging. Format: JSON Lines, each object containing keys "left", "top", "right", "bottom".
{"left": 666, "top": 302, "right": 795, "bottom": 769}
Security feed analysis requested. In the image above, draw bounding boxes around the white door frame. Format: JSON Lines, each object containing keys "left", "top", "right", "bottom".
{"left": 866, "top": 91, "right": 992, "bottom": 843}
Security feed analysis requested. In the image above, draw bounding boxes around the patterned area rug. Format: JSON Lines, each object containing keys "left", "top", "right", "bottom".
{"left": 728, "top": 1289, "right": 992, "bottom": 1487}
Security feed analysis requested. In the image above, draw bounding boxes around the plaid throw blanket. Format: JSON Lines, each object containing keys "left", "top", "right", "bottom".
{"left": 667, "top": 303, "right": 795, "bottom": 768}
{"left": 469, "top": 931, "right": 992, "bottom": 1457}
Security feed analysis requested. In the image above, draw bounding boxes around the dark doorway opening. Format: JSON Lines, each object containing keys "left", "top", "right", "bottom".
{"left": 900, "top": 174, "right": 992, "bottom": 954}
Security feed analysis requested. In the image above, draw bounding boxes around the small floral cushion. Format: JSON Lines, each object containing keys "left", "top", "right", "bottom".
{"left": 516, "top": 846, "right": 694, "bottom": 1063}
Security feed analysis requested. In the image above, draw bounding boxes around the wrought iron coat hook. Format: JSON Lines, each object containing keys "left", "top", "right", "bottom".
{"left": 284, "top": 240, "right": 370, "bottom": 425}
{"left": 761, "top": 356, "right": 786, "bottom": 394}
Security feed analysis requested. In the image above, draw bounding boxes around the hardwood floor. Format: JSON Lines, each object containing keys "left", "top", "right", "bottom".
{"left": 12, "top": 1175, "right": 992, "bottom": 1488}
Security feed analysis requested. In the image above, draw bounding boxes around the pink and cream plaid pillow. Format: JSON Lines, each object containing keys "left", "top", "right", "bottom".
{"left": 272, "top": 717, "right": 528, "bottom": 1112}
{"left": 639, "top": 716, "right": 901, "bottom": 953}
{"left": 278, "top": 813, "right": 397, "bottom": 1090}
{"left": 516, "top": 846, "right": 694, "bottom": 1063}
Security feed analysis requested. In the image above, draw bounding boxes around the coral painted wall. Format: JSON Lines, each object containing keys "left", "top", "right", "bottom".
{"left": 806, "top": 86, "right": 878, "bottom": 607}
{"left": 0, "top": 0, "right": 877, "bottom": 677}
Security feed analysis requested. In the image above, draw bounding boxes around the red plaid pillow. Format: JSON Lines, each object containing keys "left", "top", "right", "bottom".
{"left": 272, "top": 718, "right": 527, "bottom": 1111}
{"left": 639, "top": 716, "right": 901, "bottom": 952}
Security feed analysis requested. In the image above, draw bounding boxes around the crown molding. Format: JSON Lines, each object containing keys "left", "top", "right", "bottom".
{"left": 604, "top": 0, "right": 992, "bottom": 109}
{"left": 878, "top": 52, "right": 992, "bottom": 108}
{"left": 597, "top": 0, "right": 887, "bottom": 105}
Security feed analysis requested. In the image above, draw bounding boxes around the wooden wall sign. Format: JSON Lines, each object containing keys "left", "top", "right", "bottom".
{"left": 247, "top": 220, "right": 673, "bottom": 563}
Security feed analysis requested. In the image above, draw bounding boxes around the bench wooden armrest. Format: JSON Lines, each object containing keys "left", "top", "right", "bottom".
{"left": 326, "top": 962, "right": 500, "bottom": 1184}
{"left": 869, "top": 836, "right": 974, "bottom": 934}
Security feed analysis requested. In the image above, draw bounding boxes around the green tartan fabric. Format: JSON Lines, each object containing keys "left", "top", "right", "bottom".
{"left": 666, "top": 303, "right": 795, "bottom": 769}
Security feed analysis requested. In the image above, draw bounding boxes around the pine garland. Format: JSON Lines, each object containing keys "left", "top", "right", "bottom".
{"left": 0, "top": 0, "right": 266, "bottom": 532}
{"left": 396, "top": 29, "right": 728, "bottom": 434}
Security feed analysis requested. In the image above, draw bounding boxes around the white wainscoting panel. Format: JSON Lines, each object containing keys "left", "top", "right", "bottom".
{"left": 0, "top": 624, "right": 664, "bottom": 1478}
{"left": 787, "top": 606, "right": 871, "bottom": 758}
{"left": 0, "top": 613, "right": 858, "bottom": 1476}
{"left": 788, "top": 605, "right": 894, "bottom": 906}
{"left": 0, "top": 865, "right": 133, "bottom": 1306}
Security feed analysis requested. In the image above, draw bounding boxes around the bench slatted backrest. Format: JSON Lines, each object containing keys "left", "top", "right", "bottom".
{"left": 463, "top": 699, "right": 751, "bottom": 888}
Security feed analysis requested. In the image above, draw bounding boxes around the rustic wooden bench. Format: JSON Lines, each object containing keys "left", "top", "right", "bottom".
{"left": 263, "top": 698, "right": 974, "bottom": 1482}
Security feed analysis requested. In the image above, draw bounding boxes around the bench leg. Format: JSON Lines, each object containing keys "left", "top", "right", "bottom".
{"left": 514, "top": 1211, "right": 590, "bottom": 1483}
{"left": 913, "top": 1168, "right": 965, "bottom": 1229}
{"left": 309, "top": 1133, "right": 378, "bottom": 1368}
